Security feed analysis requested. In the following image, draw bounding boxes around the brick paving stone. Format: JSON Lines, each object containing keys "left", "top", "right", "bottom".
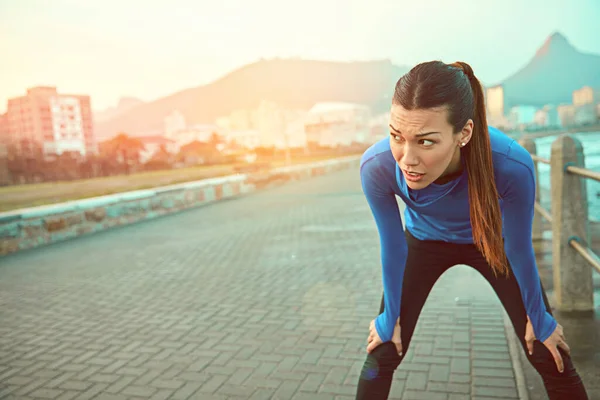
{"left": 55, "top": 391, "right": 83, "bottom": 400}
{"left": 291, "top": 393, "right": 335, "bottom": 400}
{"left": 448, "top": 395, "right": 470, "bottom": 400}
{"left": 0, "top": 167, "right": 528, "bottom": 399}
{"left": 58, "top": 380, "right": 93, "bottom": 391}
{"left": 169, "top": 381, "right": 204, "bottom": 400}
{"left": 403, "top": 390, "right": 448, "bottom": 399}
{"left": 248, "top": 388, "right": 277, "bottom": 400}
{"left": 26, "top": 388, "right": 64, "bottom": 399}
{"left": 473, "top": 385, "right": 519, "bottom": 398}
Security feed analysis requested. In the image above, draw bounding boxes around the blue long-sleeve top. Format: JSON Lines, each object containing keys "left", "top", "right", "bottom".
{"left": 360, "top": 126, "right": 557, "bottom": 343}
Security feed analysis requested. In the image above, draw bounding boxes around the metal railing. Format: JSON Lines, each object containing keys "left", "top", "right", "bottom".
{"left": 520, "top": 134, "right": 599, "bottom": 312}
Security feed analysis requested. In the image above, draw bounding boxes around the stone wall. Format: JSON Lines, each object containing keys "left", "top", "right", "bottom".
{"left": 0, "top": 156, "right": 361, "bottom": 256}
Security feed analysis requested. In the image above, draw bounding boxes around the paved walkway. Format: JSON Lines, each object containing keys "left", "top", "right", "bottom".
{"left": 1, "top": 168, "right": 526, "bottom": 400}
{"left": 525, "top": 237, "right": 599, "bottom": 400}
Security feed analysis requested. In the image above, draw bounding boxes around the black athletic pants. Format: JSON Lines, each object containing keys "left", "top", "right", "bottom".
{"left": 355, "top": 230, "right": 588, "bottom": 400}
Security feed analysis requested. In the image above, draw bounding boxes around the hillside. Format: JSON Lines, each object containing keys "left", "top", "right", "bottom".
{"left": 94, "top": 97, "right": 145, "bottom": 122}
{"left": 500, "top": 32, "right": 600, "bottom": 107}
{"left": 94, "top": 32, "right": 600, "bottom": 139}
{"left": 94, "top": 59, "right": 410, "bottom": 139}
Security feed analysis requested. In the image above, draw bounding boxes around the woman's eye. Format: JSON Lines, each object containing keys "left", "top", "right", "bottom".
{"left": 391, "top": 135, "right": 434, "bottom": 147}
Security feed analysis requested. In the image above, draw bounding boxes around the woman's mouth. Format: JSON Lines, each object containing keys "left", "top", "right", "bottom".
{"left": 404, "top": 170, "right": 425, "bottom": 182}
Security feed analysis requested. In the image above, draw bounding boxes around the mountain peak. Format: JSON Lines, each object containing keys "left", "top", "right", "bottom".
{"left": 535, "top": 31, "right": 574, "bottom": 58}
{"left": 500, "top": 31, "right": 600, "bottom": 107}
{"left": 549, "top": 31, "right": 568, "bottom": 41}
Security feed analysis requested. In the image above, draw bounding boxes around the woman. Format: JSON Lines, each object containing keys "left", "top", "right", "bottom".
{"left": 356, "top": 60, "right": 588, "bottom": 400}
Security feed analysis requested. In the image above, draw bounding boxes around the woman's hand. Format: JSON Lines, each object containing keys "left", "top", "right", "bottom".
{"left": 525, "top": 316, "right": 571, "bottom": 373}
{"left": 367, "top": 317, "right": 402, "bottom": 355}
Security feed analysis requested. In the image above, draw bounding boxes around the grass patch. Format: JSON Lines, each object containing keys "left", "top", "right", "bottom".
{"left": 0, "top": 154, "right": 358, "bottom": 212}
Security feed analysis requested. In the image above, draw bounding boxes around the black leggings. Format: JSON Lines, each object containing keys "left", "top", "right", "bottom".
{"left": 355, "top": 230, "right": 588, "bottom": 400}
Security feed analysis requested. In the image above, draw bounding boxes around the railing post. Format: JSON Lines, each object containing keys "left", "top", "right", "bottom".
{"left": 550, "top": 134, "right": 593, "bottom": 311}
{"left": 518, "top": 137, "right": 543, "bottom": 241}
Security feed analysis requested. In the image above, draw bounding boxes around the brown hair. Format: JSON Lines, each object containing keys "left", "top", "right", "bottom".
{"left": 392, "top": 60, "right": 508, "bottom": 277}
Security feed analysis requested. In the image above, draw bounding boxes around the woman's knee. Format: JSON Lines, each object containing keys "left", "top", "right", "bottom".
{"left": 360, "top": 342, "right": 403, "bottom": 381}
{"left": 529, "top": 351, "right": 587, "bottom": 399}
{"left": 527, "top": 343, "right": 581, "bottom": 383}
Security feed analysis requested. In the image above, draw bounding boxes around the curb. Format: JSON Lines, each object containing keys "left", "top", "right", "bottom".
{"left": 0, "top": 156, "right": 361, "bottom": 256}
{"left": 503, "top": 310, "right": 530, "bottom": 400}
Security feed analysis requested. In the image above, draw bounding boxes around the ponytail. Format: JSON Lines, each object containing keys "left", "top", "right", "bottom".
{"left": 451, "top": 62, "right": 509, "bottom": 277}
{"left": 394, "top": 60, "right": 510, "bottom": 277}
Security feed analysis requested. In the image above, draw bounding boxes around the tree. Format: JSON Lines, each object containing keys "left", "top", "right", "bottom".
{"left": 209, "top": 132, "right": 222, "bottom": 147}
{"left": 7, "top": 140, "right": 45, "bottom": 183}
{"left": 178, "top": 140, "right": 218, "bottom": 165}
{"left": 145, "top": 144, "right": 173, "bottom": 170}
{"left": 99, "top": 133, "right": 145, "bottom": 174}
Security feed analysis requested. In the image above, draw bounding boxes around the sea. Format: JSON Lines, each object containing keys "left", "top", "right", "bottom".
{"left": 529, "top": 131, "right": 600, "bottom": 223}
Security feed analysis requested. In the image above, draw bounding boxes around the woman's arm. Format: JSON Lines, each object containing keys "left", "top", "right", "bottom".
{"left": 360, "top": 156, "right": 408, "bottom": 343}
{"left": 501, "top": 149, "right": 557, "bottom": 343}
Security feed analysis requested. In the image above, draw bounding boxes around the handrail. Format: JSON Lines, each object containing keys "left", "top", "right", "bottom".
{"left": 565, "top": 164, "right": 600, "bottom": 182}
{"left": 534, "top": 202, "right": 552, "bottom": 223}
{"left": 531, "top": 155, "right": 600, "bottom": 182}
{"left": 519, "top": 134, "right": 598, "bottom": 311}
{"left": 531, "top": 154, "right": 599, "bottom": 181}
{"left": 569, "top": 237, "right": 600, "bottom": 274}
{"left": 531, "top": 154, "right": 550, "bottom": 164}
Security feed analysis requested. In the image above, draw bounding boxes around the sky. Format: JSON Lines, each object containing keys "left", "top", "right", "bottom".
{"left": 1, "top": 0, "right": 599, "bottom": 113}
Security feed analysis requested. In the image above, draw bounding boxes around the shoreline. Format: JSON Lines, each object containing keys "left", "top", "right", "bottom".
{"left": 507, "top": 125, "right": 600, "bottom": 139}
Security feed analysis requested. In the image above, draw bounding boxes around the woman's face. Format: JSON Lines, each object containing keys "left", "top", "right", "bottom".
{"left": 389, "top": 104, "right": 472, "bottom": 189}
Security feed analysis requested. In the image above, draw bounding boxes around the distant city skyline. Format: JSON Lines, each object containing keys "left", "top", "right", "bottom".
{"left": 1, "top": 0, "right": 599, "bottom": 113}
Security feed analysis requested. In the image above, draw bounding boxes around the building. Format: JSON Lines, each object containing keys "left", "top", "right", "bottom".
{"left": 283, "top": 118, "right": 307, "bottom": 148}
{"left": 508, "top": 105, "right": 537, "bottom": 129}
{"left": 137, "top": 136, "right": 179, "bottom": 164}
{"left": 218, "top": 101, "right": 308, "bottom": 149}
{"left": 226, "top": 129, "right": 261, "bottom": 149}
{"left": 165, "top": 124, "right": 221, "bottom": 146}
{"left": 534, "top": 105, "right": 560, "bottom": 128}
{"left": 0, "top": 114, "right": 8, "bottom": 184}
{"left": 254, "top": 101, "right": 282, "bottom": 148}
{"left": 0, "top": 113, "right": 8, "bottom": 145}
{"left": 215, "top": 109, "right": 257, "bottom": 133}
{"left": 485, "top": 85, "right": 509, "bottom": 128}
{"left": 574, "top": 104, "right": 597, "bottom": 125}
{"left": 368, "top": 112, "right": 392, "bottom": 143}
{"left": 230, "top": 109, "right": 257, "bottom": 131}
{"left": 572, "top": 86, "right": 600, "bottom": 106}
{"left": 164, "top": 110, "right": 186, "bottom": 136}
{"left": 572, "top": 86, "right": 600, "bottom": 125}
{"left": 304, "top": 102, "right": 371, "bottom": 148}
{"left": 557, "top": 104, "right": 576, "bottom": 127}
{"left": 5, "top": 86, "right": 96, "bottom": 157}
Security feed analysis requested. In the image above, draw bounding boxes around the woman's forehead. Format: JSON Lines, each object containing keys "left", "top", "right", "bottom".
{"left": 389, "top": 105, "right": 451, "bottom": 134}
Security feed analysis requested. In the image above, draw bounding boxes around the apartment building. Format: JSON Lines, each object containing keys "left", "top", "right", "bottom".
{"left": 5, "top": 86, "right": 96, "bottom": 157}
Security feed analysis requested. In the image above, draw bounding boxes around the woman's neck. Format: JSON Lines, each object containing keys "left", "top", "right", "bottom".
{"left": 434, "top": 148, "right": 463, "bottom": 185}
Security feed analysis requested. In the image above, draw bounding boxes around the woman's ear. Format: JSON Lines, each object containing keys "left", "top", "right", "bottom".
{"left": 459, "top": 119, "right": 474, "bottom": 146}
